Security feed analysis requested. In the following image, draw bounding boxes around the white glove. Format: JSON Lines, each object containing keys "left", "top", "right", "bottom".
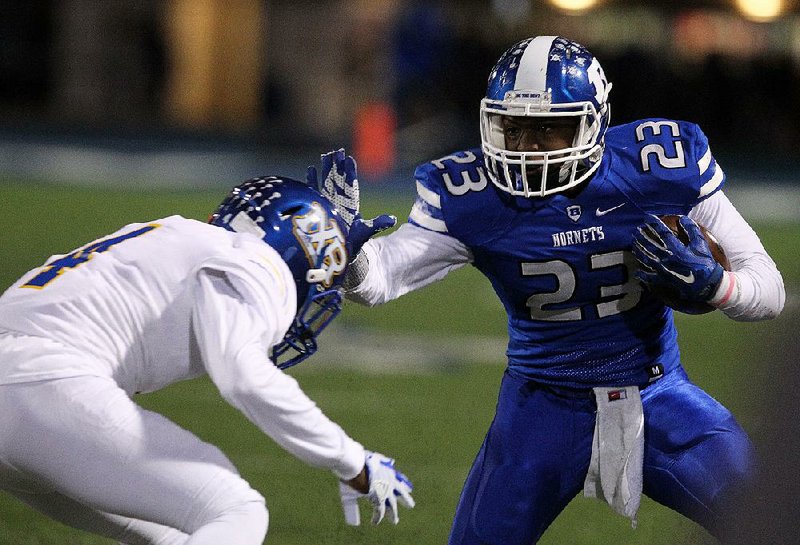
{"left": 339, "top": 451, "right": 415, "bottom": 526}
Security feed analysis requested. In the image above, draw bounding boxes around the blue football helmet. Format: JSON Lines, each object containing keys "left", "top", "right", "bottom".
{"left": 480, "top": 36, "right": 612, "bottom": 197}
{"left": 209, "top": 176, "right": 349, "bottom": 369}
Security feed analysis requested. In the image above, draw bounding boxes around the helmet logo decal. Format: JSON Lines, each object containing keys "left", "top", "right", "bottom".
{"left": 587, "top": 58, "right": 609, "bottom": 104}
{"left": 291, "top": 201, "right": 347, "bottom": 288}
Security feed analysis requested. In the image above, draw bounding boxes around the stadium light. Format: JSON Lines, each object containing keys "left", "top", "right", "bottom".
{"left": 735, "top": 0, "right": 785, "bottom": 22}
{"left": 548, "top": 0, "right": 600, "bottom": 14}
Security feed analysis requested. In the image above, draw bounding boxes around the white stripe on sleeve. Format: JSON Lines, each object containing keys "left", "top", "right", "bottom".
{"left": 697, "top": 146, "right": 712, "bottom": 175}
{"left": 699, "top": 164, "right": 725, "bottom": 197}
{"left": 409, "top": 202, "right": 448, "bottom": 233}
{"left": 415, "top": 180, "right": 441, "bottom": 209}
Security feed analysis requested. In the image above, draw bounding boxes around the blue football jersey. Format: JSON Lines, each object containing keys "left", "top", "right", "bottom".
{"left": 409, "top": 119, "right": 726, "bottom": 388}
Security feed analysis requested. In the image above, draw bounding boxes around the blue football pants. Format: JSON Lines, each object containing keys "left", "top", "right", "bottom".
{"left": 448, "top": 367, "right": 754, "bottom": 544}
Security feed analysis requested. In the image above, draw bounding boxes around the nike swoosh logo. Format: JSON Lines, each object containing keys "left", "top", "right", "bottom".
{"left": 596, "top": 203, "right": 626, "bottom": 216}
{"left": 664, "top": 268, "right": 695, "bottom": 284}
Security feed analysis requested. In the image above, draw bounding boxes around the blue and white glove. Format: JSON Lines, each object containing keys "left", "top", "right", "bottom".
{"left": 339, "top": 451, "right": 415, "bottom": 526}
{"left": 631, "top": 215, "right": 723, "bottom": 303}
{"left": 307, "top": 149, "right": 396, "bottom": 259}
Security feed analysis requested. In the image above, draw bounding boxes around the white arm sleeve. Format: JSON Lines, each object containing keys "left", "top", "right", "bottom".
{"left": 688, "top": 191, "right": 785, "bottom": 321}
{"left": 345, "top": 222, "right": 474, "bottom": 306}
{"left": 192, "top": 268, "right": 365, "bottom": 480}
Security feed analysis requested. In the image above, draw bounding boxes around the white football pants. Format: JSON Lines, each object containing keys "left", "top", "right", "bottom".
{"left": 0, "top": 375, "right": 268, "bottom": 544}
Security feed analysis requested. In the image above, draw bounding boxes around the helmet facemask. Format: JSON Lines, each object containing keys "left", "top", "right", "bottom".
{"left": 480, "top": 91, "right": 609, "bottom": 197}
{"left": 271, "top": 250, "right": 344, "bottom": 370}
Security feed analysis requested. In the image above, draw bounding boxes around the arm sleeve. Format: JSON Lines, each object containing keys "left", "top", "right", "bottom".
{"left": 345, "top": 222, "right": 473, "bottom": 306}
{"left": 688, "top": 191, "right": 785, "bottom": 321}
{"left": 191, "top": 268, "right": 365, "bottom": 480}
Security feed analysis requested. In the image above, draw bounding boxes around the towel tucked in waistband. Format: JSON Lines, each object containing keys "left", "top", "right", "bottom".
{"left": 583, "top": 385, "right": 644, "bottom": 528}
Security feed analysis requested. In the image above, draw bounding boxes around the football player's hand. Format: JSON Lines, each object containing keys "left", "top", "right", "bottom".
{"left": 632, "top": 215, "right": 723, "bottom": 303}
{"left": 339, "top": 451, "right": 415, "bottom": 526}
{"left": 307, "top": 149, "right": 396, "bottom": 258}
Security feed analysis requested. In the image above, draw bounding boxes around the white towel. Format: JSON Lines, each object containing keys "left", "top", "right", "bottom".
{"left": 583, "top": 386, "right": 644, "bottom": 527}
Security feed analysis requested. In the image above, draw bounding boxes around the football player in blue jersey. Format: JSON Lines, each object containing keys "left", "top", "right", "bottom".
{"left": 310, "top": 36, "right": 785, "bottom": 544}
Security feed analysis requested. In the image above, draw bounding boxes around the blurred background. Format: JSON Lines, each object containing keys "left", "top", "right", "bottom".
{"left": 1, "top": 0, "right": 800, "bottom": 193}
{"left": 1, "top": 1, "right": 799, "bottom": 544}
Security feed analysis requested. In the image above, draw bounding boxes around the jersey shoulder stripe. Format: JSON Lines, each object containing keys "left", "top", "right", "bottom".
{"left": 409, "top": 179, "right": 447, "bottom": 233}
{"left": 696, "top": 142, "right": 725, "bottom": 198}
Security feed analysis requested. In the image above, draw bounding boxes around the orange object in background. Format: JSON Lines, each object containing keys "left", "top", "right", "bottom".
{"left": 353, "top": 102, "right": 396, "bottom": 180}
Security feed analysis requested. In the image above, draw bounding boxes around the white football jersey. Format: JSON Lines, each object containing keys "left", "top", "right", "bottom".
{"left": 0, "top": 215, "right": 295, "bottom": 393}
{"left": 0, "top": 214, "right": 366, "bottom": 483}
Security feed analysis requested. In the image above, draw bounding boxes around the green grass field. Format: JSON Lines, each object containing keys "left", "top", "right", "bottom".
{"left": 0, "top": 181, "right": 796, "bottom": 544}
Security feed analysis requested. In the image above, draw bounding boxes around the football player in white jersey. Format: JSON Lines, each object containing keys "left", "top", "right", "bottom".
{"left": 0, "top": 176, "right": 411, "bottom": 544}
{"left": 311, "top": 37, "right": 785, "bottom": 544}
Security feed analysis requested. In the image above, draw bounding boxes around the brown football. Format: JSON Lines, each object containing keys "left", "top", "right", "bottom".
{"left": 658, "top": 215, "right": 730, "bottom": 271}
{"left": 648, "top": 215, "right": 729, "bottom": 314}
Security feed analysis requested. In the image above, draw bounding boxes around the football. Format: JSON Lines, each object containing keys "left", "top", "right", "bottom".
{"left": 658, "top": 215, "right": 729, "bottom": 270}
{"left": 648, "top": 215, "right": 729, "bottom": 314}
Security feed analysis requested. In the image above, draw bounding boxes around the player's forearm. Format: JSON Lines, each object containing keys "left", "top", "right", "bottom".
{"left": 344, "top": 242, "right": 396, "bottom": 306}
{"left": 193, "top": 272, "right": 365, "bottom": 479}
{"left": 215, "top": 344, "right": 365, "bottom": 480}
{"left": 690, "top": 191, "right": 785, "bottom": 321}
{"left": 709, "top": 261, "right": 785, "bottom": 321}
{"left": 345, "top": 223, "right": 472, "bottom": 306}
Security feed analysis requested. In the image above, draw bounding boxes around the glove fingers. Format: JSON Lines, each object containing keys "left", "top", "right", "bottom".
{"left": 639, "top": 223, "right": 672, "bottom": 251}
{"left": 369, "top": 214, "right": 397, "bottom": 233}
{"left": 338, "top": 482, "right": 363, "bottom": 526}
{"left": 678, "top": 215, "right": 703, "bottom": 243}
{"left": 386, "top": 495, "right": 400, "bottom": 525}
{"left": 355, "top": 215, "right": 396, "bottom": 234}
{"left": 344, "top": 154, "right": 358, "bottom": 182}
{"left": 634, "top": 268, "right": 658, "bottom": 285}
{"left": 396, "top": 486, "right": 416, "bottom": 509}
{"left": 342, "top": 497, "right": 361, "bottom": 526}
{"left": 680, "top": 216, "right": 712, "bottom": 257}
{"left": 632, "top": 238, "right": 665, "bottom": 267}
{"left": 334, "top": 149, "right": 347, "bottom": 176}
{"left": 370, "top": 496, "right": 386, "bottom": 525}
{"left": 336, "top": 155, "right": 359, "bottom": 202}
{"left": 320, "top": 150, "right": 336, "bottom": 174}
